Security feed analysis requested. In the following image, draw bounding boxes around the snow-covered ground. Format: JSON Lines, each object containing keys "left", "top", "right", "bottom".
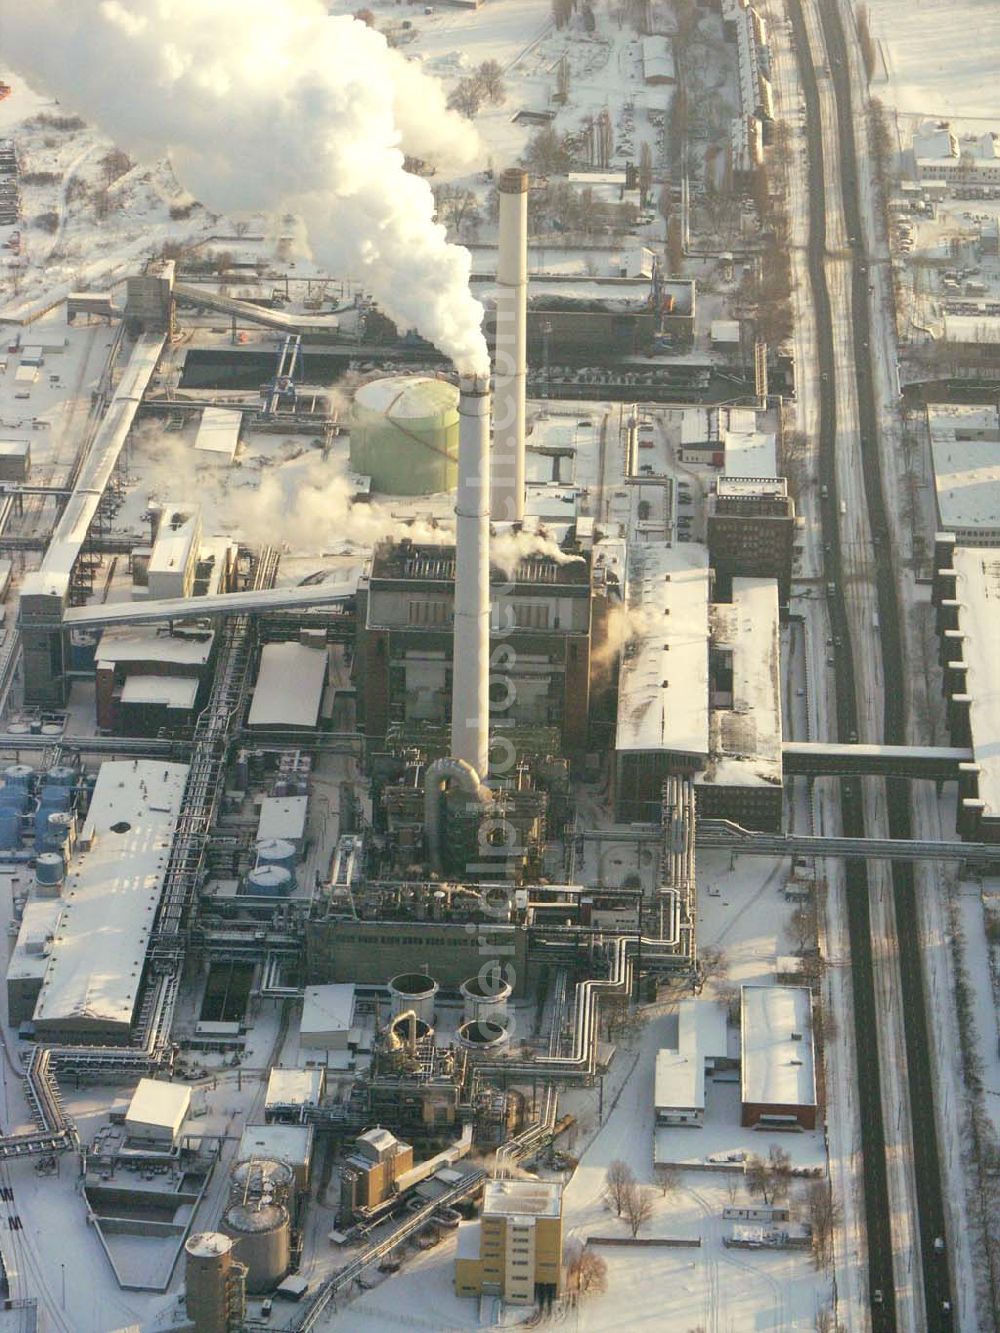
{"left": 863, "top": 0, "right": 1000, "bottom": 118}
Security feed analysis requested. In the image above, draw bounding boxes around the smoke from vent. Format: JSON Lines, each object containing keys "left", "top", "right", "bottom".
{"left": 2, "top": 0, "right": 489, "bottom": 372}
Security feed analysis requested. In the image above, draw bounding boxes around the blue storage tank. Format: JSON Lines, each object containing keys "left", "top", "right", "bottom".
{"left": 3, "top": 765, "right": 33, "bottom": 789}
{"left": 0, "top": 810, "right": 21, "bottom": 850}
{"left": 38, "top": 786, "right": 71, "bottom": 810}
{"left": 42, "top": 766, "right": 77, "bottom": 789}
{"left": 0, "top": 786, "right": 28, "bottom": 814}
{"left": 243, "top": 865, "right": 293, "bottom": 899}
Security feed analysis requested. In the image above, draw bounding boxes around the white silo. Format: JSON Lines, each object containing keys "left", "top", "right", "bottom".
{"left": 388, "top": 971, "right": 439, "bottom": 1024}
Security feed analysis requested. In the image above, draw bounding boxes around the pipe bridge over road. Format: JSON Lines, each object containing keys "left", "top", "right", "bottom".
{"left": 782, "top": 740, "right": 972, "bottom": 780}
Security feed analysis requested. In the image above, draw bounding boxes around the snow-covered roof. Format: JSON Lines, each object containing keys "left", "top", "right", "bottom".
{"left": 641, "top": 35, "right": 676, "bottom": 82}
{"left": 696, "top": 578, "right": 782, "bottom": 790}
{"left": 19, "top": 333, "right": 164, "bottom": 604}
{"left": 195, "top": 406, "right": 242, "bottom": 461}
{"left": 928, "top": 401, "right": 1000, "bottom": 534}
{"left": 247, "top": 642, "right": 327, "bottom": 730}
{"left": 483, "top": 1179, "right": 562, "bottom": 1219}
{"left": 125, "top": 1078, "right": 191, "bottom": 1137}
{"left": 301, "top": 984, "right": 356, "bottom": 1041}
{"left": 149, "top": 506, "right": 200, "bottom": 582}
{"left": 0, "top": 439, "right": 29, "bottom": 457}
{"left": 711, "top": 319, "right": 741, "bottom": 344}
{"left": 238, "top": 1122, "right": 313, "bottom": 1170}
{"left": 119, "top": 674, "right": 199, "bottom": 710}
{"left": 256, "top": 795, "right": 309, "bottom": 844}
{"left": 265, "top": 1067, "right": 324, "bottom": 1109}
{"left": 95, "top": 627, "right": 214, "bottom": 668}
{"left": 740, "top": 985, "right": 816, "bottom": 1111}
{"left": 6, "top": 898, "right": 64, "bottom": 984}
{"left": 722, "top": 430, "right": 777, "bottom": 478}
{"left": 912, "top": 126, "right": 958, "bottom": 161}
{"left": 654, "top": 999, "right": 729, "bottom": 1112}
{"left": 615, "top": 543, "right": 710, "bottom": 758}
{"left": 32, "top": 760, "right": 189, "bottom": 1035}
{"left": 942, "top": 313, "right": 1000, "bottom": 346}
{"left": 949, "top": 548, "right": 1000, "bottom": 817}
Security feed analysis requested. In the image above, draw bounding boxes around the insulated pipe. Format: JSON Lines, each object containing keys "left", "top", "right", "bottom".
{"left": 424, "top": 756, "right": 490, "bottom": 875}
{"left": 492, "top": 168, "right": 528, "bottom": 523}
{"left": 452, "top": 375, "right": 492, "bottom": 777}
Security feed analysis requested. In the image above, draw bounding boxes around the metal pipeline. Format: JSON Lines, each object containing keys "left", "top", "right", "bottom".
{"left": 423, "top": 757, "right": 491, "bottom": 875}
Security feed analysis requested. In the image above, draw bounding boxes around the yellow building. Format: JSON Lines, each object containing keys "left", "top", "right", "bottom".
{"left": 339, "top": 1127, "right": 413, "bottom": 1224}
{"left": 455, "top": 1178, "right": 563, "bottom": 1306}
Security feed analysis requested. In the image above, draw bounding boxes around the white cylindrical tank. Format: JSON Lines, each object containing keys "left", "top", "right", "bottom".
{"left": 350, "top": 376, "right": 459, "bottom": 496}
{"left": 3, "top": 765, "right": 33, "bottom": 788}
{"left": 185, "top": 1231, "right": 243, "bottom": 1333}
{"left": 45, "top": 810, "right": 75, "bottom": 857}
{"left": 492, "top": 166, "right": 528, "bottom": 522}
{"left": 255, "top": 837, "right": 297, "bottom": 872}
{"left": 222, "top": 1202, "right": 291, "bottom": 1294}
{"left": 451, "top": 373, "right": 491, "bottom": 778}
{"left": 456, "top": 1017, "right": 510, "bottom": 1056}
{"left": 461, "top": 970, "right": 512, "bottom": 1024}
{"left": 231, "top": 1157, "right": 294, "bottom": 1197}
{"left": 244, "top": 865, "right": 293, "bottom": 899}
{"left": 388, "top": 971, "right": 439, "bottom": 1024}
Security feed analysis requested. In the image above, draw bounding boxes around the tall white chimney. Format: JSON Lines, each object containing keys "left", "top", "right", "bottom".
{"left": 492, "top": 167, "right": 528, "bottom": 523}
{"left": 451, "top": 373, "right": 491, "bottom": 778}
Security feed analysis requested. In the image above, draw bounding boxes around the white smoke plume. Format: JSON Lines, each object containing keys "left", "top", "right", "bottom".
{"left": 1, "top": 0, "right": 489, "bottom": 372}
{"left": 490, "top": 529, "right": 585, "bottom": 577}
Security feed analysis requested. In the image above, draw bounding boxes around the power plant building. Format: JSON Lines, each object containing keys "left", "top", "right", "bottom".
{"left": 299, "top": 982, "right": 356, "bottom": 1051}
{"left": 31, "top": 760, "right": 189, "bottom": 1040}
{"left": 339, "top": 1127, "right": 414, "bottom": 1222}
{"left": 124, "top": 1078, "right": 192, "bottom": 1147}
{"left": 357, "top": 539, "right": 594, "bottom": 756}
{"left": 247, "top": 642, "right": 328, "bottom": 733}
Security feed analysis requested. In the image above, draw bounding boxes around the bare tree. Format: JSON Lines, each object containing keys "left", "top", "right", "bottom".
{"left": 638, "top": 141, "right": 653, "bottom": 203}
{"left": 476, "top": 60, "right": 506, "bottom": 105}
{"left": 448, "top": 78, "right": 482, "bottom": 120}
{"left": 724, "top": 1172, "right": 741, "bottom": 1205}
{"left": 100, "top": 147, "right": 132, "bottom": 187}
{"left": 556, "top": 55, "right": 571, "bottom": 103}
{"left": 604, "top": 1159, "right": 635, "bottom": 1217}
{"left": 623, "top": 1182, "right": 656, "bottom": 1237}
{"left": 767, "top": 1144, "right": 792, "bottom": 1202}
{"left": 697, "top": 945, "right": 729, "bottom": 988}
{"left": 666, "top": 215, "right": 684, "bottom": 274}
{"left": 565, "top": 1239, "right": 608, "bottom": 1294}
{"left": 807, "top": 1179, "right": 841, "bottom": 1268}
{"left": 658, "top": 1163, "right": 681, "bottom": 1198}
{"left": 787, "top": 902, "right": 817, "bottom": 953}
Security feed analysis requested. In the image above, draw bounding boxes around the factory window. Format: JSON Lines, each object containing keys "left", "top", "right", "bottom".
{"left": 408, "top": 599, "right": 452, "bottom": 626}
{"left": 514, "top": 602, "right": 550, "bottom": 630}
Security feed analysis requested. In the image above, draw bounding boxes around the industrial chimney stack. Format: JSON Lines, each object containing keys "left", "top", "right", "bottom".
{"left": 451, "top": 373, "right": 492, "bottom": 778}
{"left": 492, "top": 167, "right": 528, "bottom": 523}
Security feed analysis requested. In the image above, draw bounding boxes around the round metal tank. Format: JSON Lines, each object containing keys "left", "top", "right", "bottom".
{"left": 185, "top": 1231, "right": 237, "bottom": 1333}
{"left": 45, "top": 810, "right": 75, "bottom": 854}
{"left": 231, "top": 1157, "right": 294, "bottom": 1196}
{"left": 3, "top": 765, "right": 33, "bottom": 788}
{"left": 244, "top": 865, "right": 293, "bottom": 899}
{"left": 43, "top": 766, "right": 76, "bottom": 787}
{"left": 461, "top": 971, "right": 513, "bottom": 1024}
{"left": 388, "top": 1013, "right": 434, "bottom": 1048}
{"left": 255, "top": 838, "right": 297, "bottom": 872}
{"left": 481, "top": 886, "right": 513, "bottom": 922}
{"left": 350, "top": 376, "right": 459, "bottom": 496}
{"left": 388, "top": 971, "right": 438, "bottom": 1023}
{"left": 0, "top": 810, "right": 19, "bottom": 850}
{"left": 222, "top": 1202, "right": 291, "bottom": 1293}
{"left": 0, "top": 786, "right": 28, "bottom": 814}
{"left": 35, "top": 852, "right": 65, "bottom": 891}
{"left": 456, "top": 1017, "right": 510, "bottom": 1056}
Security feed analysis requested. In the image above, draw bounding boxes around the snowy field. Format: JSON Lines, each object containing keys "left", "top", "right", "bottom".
{"left": 864, "top": 0, "right": 1000, "bottom": 118}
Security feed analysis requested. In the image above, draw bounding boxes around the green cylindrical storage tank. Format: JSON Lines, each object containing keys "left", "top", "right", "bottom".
{"left": 350, "top": 376, "right": 459, "bottom": 495}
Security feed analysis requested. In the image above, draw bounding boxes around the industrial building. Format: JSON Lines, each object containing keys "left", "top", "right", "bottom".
{"left": 454, "top": 1178, "right": 563, "bottom": 1306}
{"left": 740, "top": 985, "right": 816, "bottom": 1130}
{"left": 246, "top": 641, "right": 328, "bottom": 733}
{"left": 928, "top": 402, "right": 1000, "bottom": 546}
{"left": 654, "top": 999, "right": 730, "bottom": 1128}
{"left": 238, "top": 1122, "right": 314, "bottom": 1192}
{"left": 932, "top": 533, "right": 1000, "bottom": 839}
{"left": 299, "top": 983, "right": 356, "bottom": 1052}
{"left": 707, "top": 477, "right": 796, "bottom": 600}
{"left": 615, "top": 550, "right": 783, "bottom": 827}
{"left": 264, "top": 1068, "right": 326, "bottom": 1121}
{"left": 94, "top": 626, "right": 214, "bottom": 735}
{"left": 123, "top": 1078, "right": 192, "bottom": 1148}
{"left": 31, "top": 760, "right": 189, "bottom": 1040}
{"left": 339, "top": 1127, "right": 414, "bottom": 1223}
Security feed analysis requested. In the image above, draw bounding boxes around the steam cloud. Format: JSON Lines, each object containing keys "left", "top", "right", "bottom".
{"left": 1, "top": 0, "right": 489, "bottom": 372}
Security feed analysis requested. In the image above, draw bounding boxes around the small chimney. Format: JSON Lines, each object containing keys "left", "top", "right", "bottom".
{"left": 492, "top": 167, "right": 528, "bottom": 523}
